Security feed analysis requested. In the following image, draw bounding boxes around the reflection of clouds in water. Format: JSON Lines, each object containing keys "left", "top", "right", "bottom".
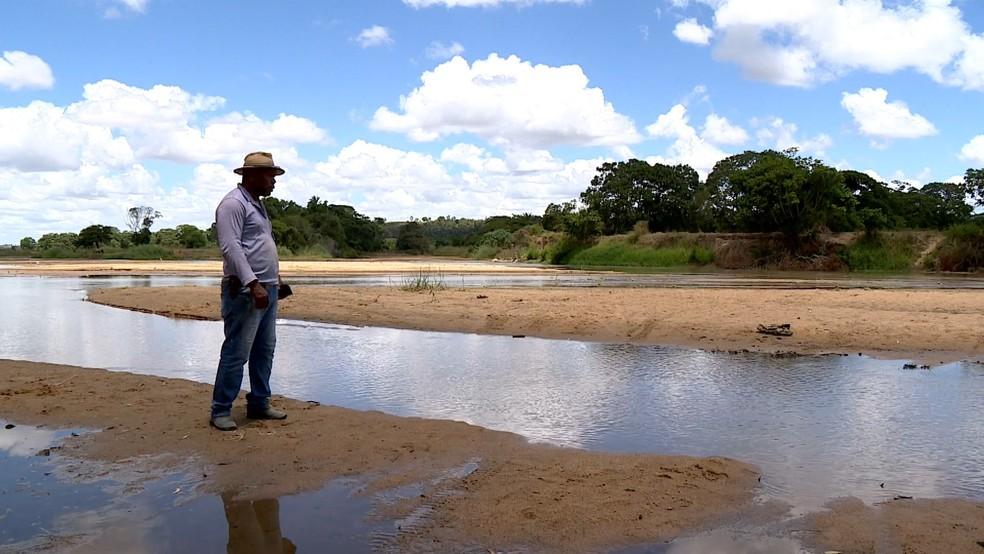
{"left": 6, "top": 277, "right": 984, "bottom": 511}
{"left": 310, "top": 328, "right": 631, "bottom": 448}
{"left": 0, "top": 425, "right": 58, "bottom": 457}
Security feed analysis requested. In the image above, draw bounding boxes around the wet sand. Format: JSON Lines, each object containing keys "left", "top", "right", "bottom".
{"left": 91, "top": 285, "right": 984, "bottom": 362}
{"left": 0, "top": 359, "right": 755, "bottom": 552}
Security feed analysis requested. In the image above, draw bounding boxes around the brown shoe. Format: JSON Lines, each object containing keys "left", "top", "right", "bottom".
{"left": 246, "top": 406, "right": 287, "bottom": 420}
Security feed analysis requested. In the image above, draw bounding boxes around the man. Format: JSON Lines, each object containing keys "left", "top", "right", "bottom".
{"left": 210, "top": 151, "right": 288, "bottom": 431}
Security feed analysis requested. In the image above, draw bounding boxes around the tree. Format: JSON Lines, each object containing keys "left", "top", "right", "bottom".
{"left": 543, "top": 201, "right": 577, "bottom": 232}
{"left": 153, "top": 228, "right": 180, "bottom": 247}
{"left": 37, "top": 232, "right": 79, "bottom": 251}
{"left": 20, "top": 237, "right": 36, "bottom": 251}
{"left": 126, "top": 206, "right": 162, "bottom": 233}
{"left": 562, "top": 209, "right": 603, "bottom": 241}
{"left": 920, "top": 182, "right": 973, "bottom": 229}
{"left": 76, "top": 225, "right": 117, "bottom": 249}
{"left": 396, "top": 221, "right": 431, "bottom": 253}
{"left": 580, "top": 159, "right": 699, "bottom": 234}
{"left": 966, "top": 168, "right": 984, "bottom": 207}
{"left": 709, "top": 150, "right": 853, "bottom": 246}
{"left": 175, "top": 224, "right": 208, "bottom": 248}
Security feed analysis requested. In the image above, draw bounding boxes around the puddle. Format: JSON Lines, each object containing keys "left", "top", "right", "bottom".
{"left": 0, "top": 420, "right": 392, "bottom": 553}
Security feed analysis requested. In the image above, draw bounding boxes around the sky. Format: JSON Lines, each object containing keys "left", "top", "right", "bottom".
{"left": 1, "top": 0, "right": 983, "bottom": 244}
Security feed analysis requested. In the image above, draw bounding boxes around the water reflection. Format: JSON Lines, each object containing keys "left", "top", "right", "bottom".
{"left": 4, "top": 276, "right": 984, "bottom": 512}
{"left": 222, "top": 495, "right": 296, "bottom": 554}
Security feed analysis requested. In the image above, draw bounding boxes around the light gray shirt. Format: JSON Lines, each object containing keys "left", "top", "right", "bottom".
{"left": 215, "top": 185, "right": 279, "bottom": 285}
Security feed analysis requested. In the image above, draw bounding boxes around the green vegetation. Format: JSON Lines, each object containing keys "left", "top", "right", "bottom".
{"left": 841, "top": 233, "right": 920, "bottom": 272}
{"left": 926, "top": 222, "right": 984, "bottom": 272}
{"left": 399, "top": 269, "right": 447, "bottom": 292}
{"left": 564, "top": 241, "right": 714, "bottom": 267}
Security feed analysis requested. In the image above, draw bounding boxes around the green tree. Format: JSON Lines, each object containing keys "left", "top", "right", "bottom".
{"left": 175, "top": 224, "right": 208, "bottom": 248}
{"left": 562, "top": 209, "right": 603, "bottom": 241}
{"left": 396, "top": 221, "right": 431, "bottom": 253}
{"left": 920, "top": 182, "right": 973, "bottom": 229}
{"left": 710, "top": 150, "right": 853, "bottom": 246}
{"left": 965, "top": 168, "right": 983, "bottom": 206}
{"left": 75, "top": 225, "right": 116, "bottom": 249}
{"left": 20, "top": 237, "right": 36, "bottom": 251}
{"left": 580, "top": 160, "right": 699, "bottom": 234}
{"left": 543, "top": 202, "right": 577, "bottom": 232}
{"left": 153, "top": 228, "right": 180, "bottom": 247}
{"left": 37, "top": 232, "right": 79, "bottom": 251}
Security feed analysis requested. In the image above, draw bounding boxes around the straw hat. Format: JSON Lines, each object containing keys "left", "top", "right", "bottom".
{"left": 233, "top": 152, "right": 285, "bottom": 175}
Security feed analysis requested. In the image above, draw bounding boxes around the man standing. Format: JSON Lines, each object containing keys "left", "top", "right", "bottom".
{"left": 210, "top": 152, "right": 288, "bottom": 431}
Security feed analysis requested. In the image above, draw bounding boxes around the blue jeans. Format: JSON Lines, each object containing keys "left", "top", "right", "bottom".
{"left": 211, "top": 281, "right": 278, "bottom": 417}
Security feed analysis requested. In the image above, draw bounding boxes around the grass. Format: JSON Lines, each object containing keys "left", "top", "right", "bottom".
{"left": 564, "top": 241, "right": 714, "bottom": 267}
{"left": 399, "top": 269, "right": 447, "bottom": 292}
{"left": 840, "top": 233, "right": 919, "bottom": 271}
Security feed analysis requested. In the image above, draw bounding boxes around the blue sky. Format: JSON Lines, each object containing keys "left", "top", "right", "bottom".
{"left": 0, "top": 0, "right": 982, "bottom": 243}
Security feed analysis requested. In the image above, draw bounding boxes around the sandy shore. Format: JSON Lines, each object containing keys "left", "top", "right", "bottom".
{"left": 0, "top": 258, "right": 558, "bottom": 277}
{"left": 91, "top": 285, "right": 984, "bottom": 362}
{"left": 1, "top": 359, "right": 756, "bottom": 552}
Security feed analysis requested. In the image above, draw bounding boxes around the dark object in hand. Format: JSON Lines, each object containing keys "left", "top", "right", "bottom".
{"left": 278, "top": 284, "right": 293, "bottom": 300}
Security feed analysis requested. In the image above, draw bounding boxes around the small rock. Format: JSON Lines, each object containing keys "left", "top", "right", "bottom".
{"left": 4, "top": 424, "right": 14, "bottom": 430}
{"left": 902, "top": 363, "right": 918, "bottom": 370}
{"left": 476, "top": 295, "right": 488, "bottom": 299}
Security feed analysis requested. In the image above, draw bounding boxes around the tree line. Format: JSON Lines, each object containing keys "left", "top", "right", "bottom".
{"left": 16, "top": 151, "right": 984, "bottom": 259}
{"left": 551, "top": 149, "right": 983, "bottom": 246}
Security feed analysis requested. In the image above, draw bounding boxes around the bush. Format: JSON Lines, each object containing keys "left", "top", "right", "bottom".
{"left": 399, "top": 269, "right": 446, "bottom": 292}
{"left": 929, "top": 223, "right": 984, "bottom": 271}
{"left": 103, "top": 245, "right": 176, "bottom": 260}
{"left": 432, "top": 245, "right": 470, "bottom": 257}
{"left": 39, "top": 246, "right": 79, "bottom": 258}
{"left": 471, "top": 244, "right": 501, "bottom": 259}
{"left": 840, "top": 233, "right": 918, "bottom": 271}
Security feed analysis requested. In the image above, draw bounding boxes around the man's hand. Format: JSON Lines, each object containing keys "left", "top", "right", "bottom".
{"left": 248, "top": 280, "right": 269, "bottom": 309}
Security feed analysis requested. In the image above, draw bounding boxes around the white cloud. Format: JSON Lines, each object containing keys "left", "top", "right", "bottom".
{"left": 753, "top": 116, "right": 832, "bottom": 156}
{"left": 960, "top": 135, "right": 984, "bottom": 165}
{"left": 645, "top": 104, "right": 728, "bottom": 177}
{"left": 0, "top": 51, "right": 54, "bottom": 90}
{"left": 64, "top": 79, "right": 326, "bottom": 165}
{"left": 404, "top": 0, "right": 584, "bottom": 7}
{"left": 355, "top": 25, "right": 394, "bottom": 48}
{"left": 701, "top": 114, "right": 748, "bottom": 145}
{"left": 104, "top": 0, "right": 148, "bottom": 18}
{"left": 440, "top": 143, "right": 509, "bottom": 173}
{"left": 370, "top": 54, "right": 640, "bottom": 148}
{"left": 841, "top": 88, "right": 937, "bottom": 140}
{"left": 0, "top": 101, "right": 134, "bottom": 172}
{"left": 682, "top": 0, "right": 984, "bottom": 90}
{"left": 673, "top": 18, "right": 713, "bottom": 45}
{"left": 426, "top": 41, "right": 465, "bottom": 60}
{"left": 306, "top": 140, "right": 603, "bottom": 222}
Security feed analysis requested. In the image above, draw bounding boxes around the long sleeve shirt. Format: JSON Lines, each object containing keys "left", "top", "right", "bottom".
{"left": 215, "top": 185, "right": 279, "bottom": 285}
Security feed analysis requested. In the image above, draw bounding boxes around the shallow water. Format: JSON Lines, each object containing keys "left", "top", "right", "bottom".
{"left": 0, "top": 421, "right": 385, "bottom": 553}
{"left": 3, "top": 275, "right": 984, "bottom": 548}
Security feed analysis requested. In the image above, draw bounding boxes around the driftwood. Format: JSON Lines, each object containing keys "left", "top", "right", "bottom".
{"left": 757, "top": 323, "right": 793, "bottom": 337}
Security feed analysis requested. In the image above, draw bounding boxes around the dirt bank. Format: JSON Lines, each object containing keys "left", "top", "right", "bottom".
{"left": 0, "top": 359, "right": 756, "bottom": 552}
{"left": 90, "top": 285, "right": 984, "bottom": 362}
